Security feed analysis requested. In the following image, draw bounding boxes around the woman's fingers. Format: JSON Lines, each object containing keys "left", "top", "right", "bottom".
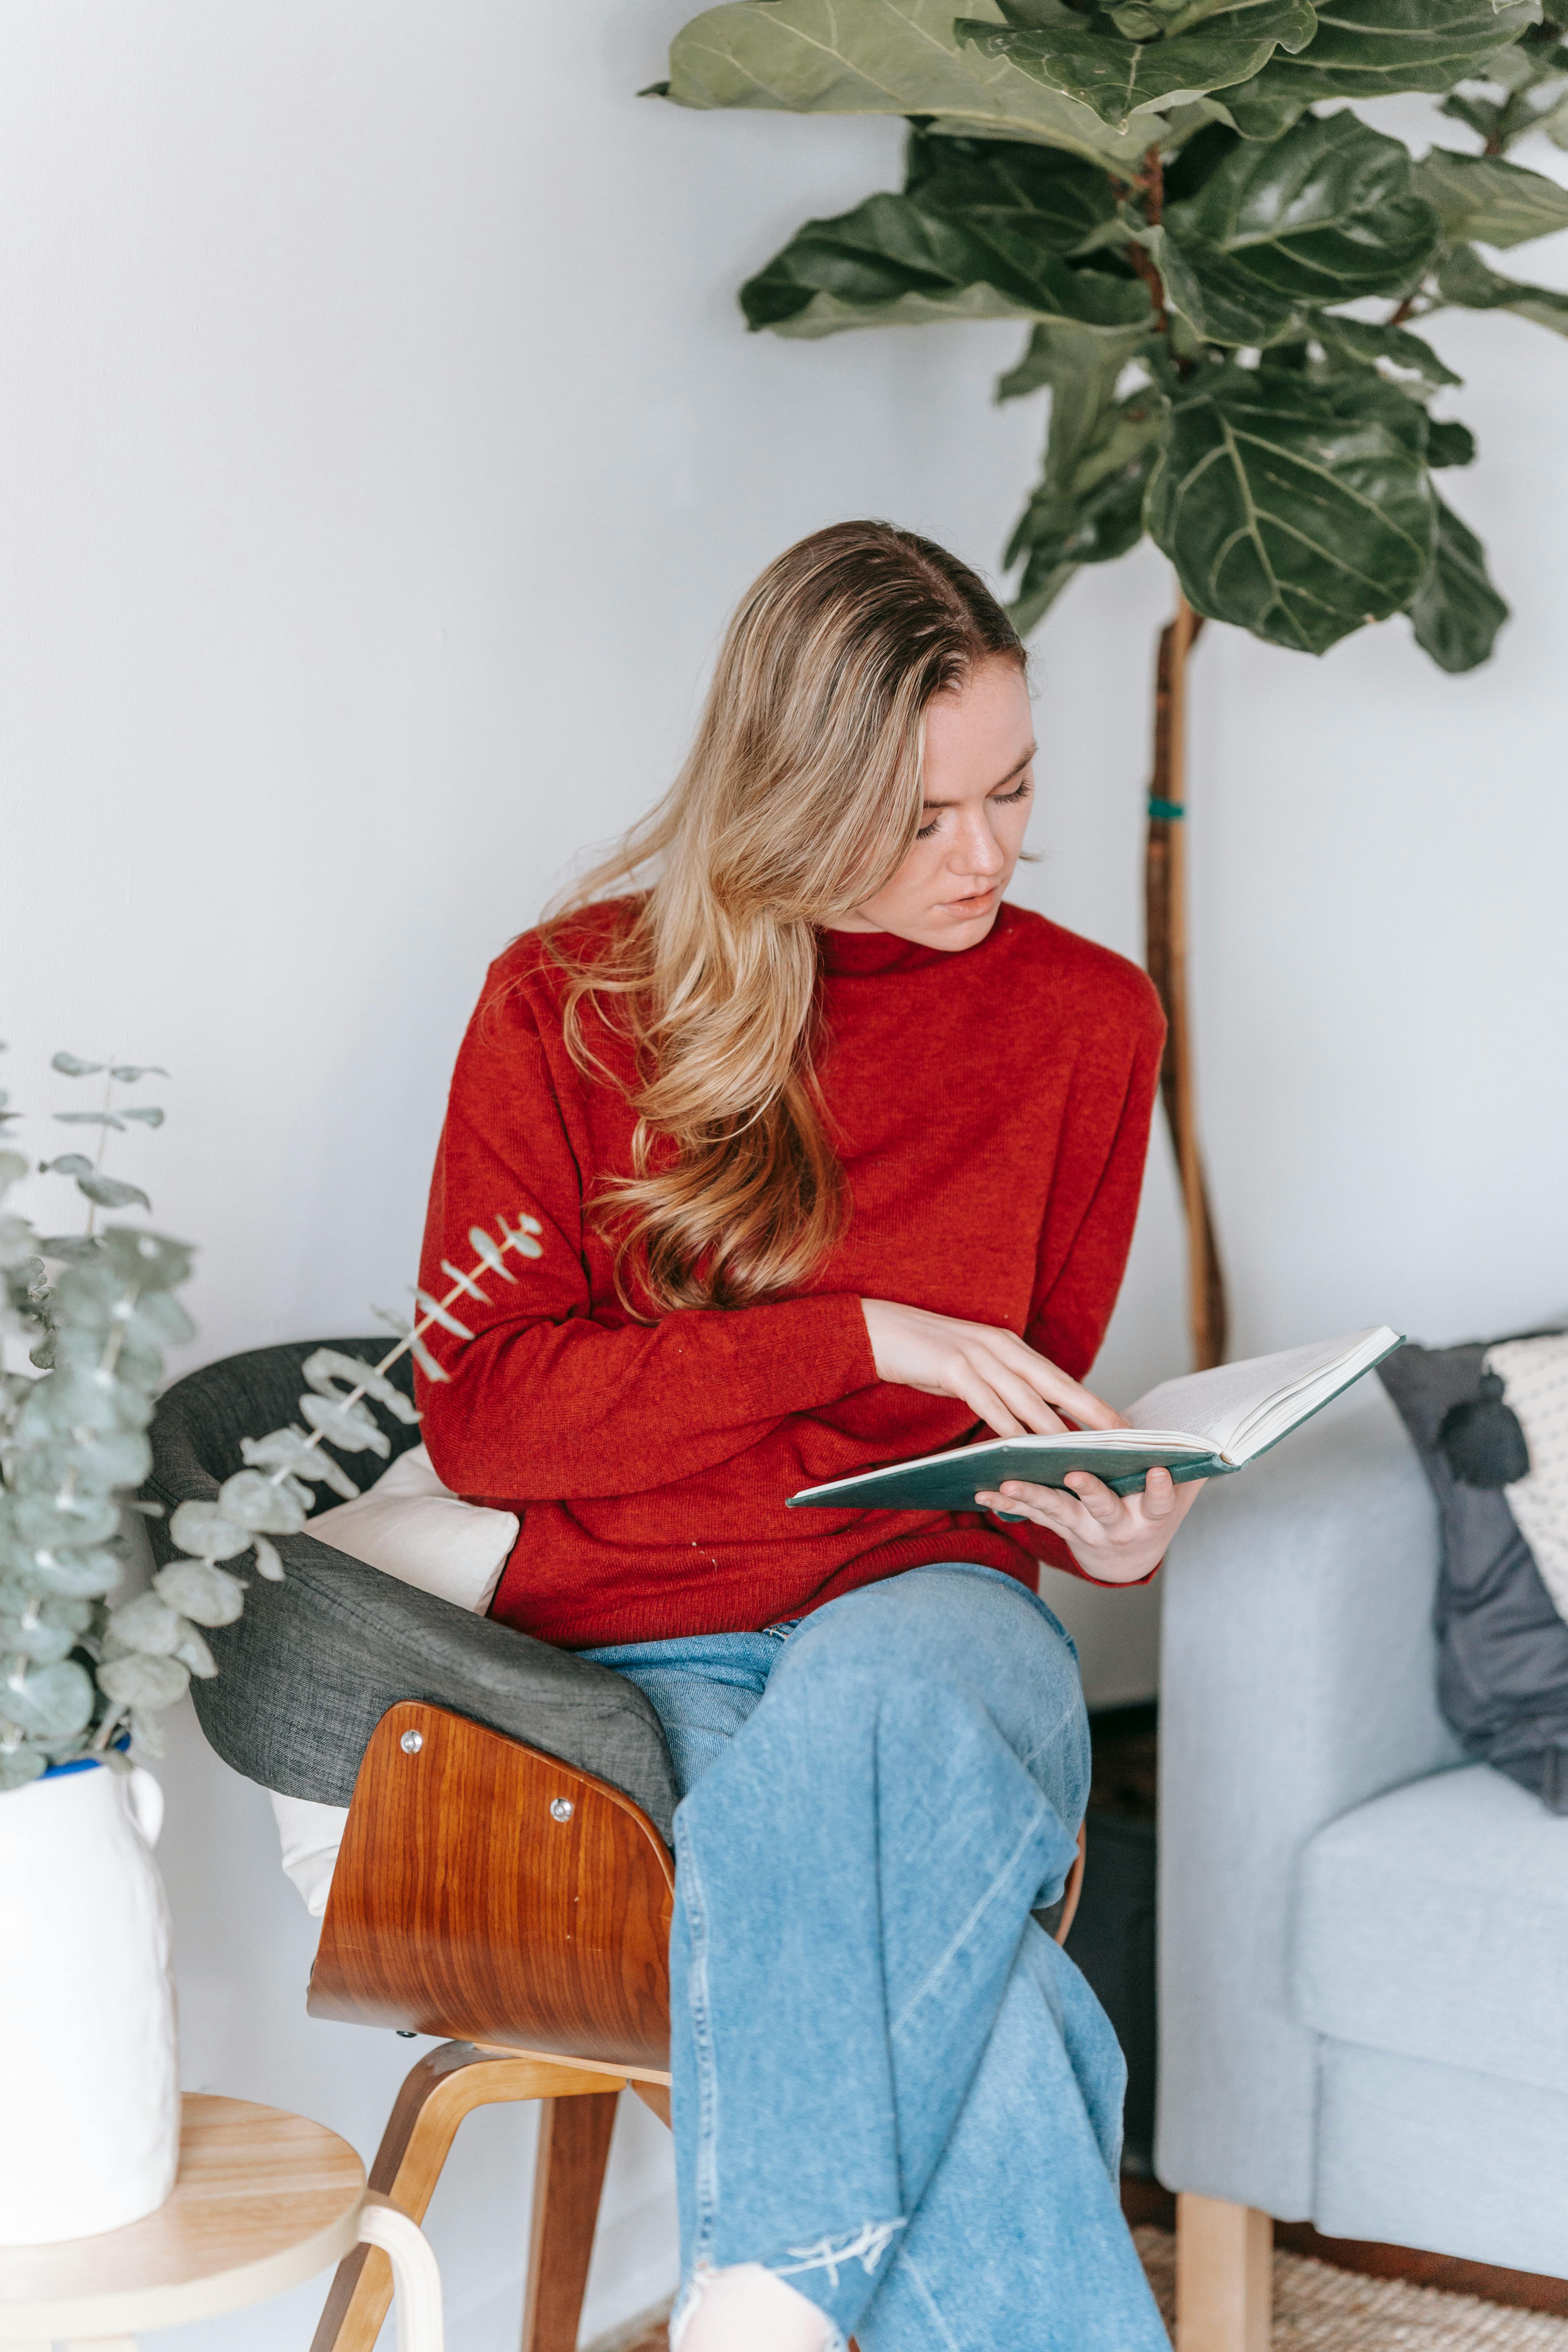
{"left": 989, "top": 1336, "right": 1125, "bottom": 1431}
{"left": 1141, "top": 1465, "right": 1178, "bottom": 1518}
{"left": 1061, "top": 1470, "right": 1124, "bottom": 1525}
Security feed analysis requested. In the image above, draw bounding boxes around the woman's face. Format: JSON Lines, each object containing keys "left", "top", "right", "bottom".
{"left": 839, "top": 655, "right": 1036, "bottom": 950}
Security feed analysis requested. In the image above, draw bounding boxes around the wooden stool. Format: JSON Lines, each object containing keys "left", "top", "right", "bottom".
{"left": 0, "top": 2094, "right": 441, "bottom": 2352}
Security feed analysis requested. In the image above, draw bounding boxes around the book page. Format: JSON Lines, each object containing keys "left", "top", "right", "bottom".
{"left": 1127, "top": 1330, "right": 1386, "bottom": 1458}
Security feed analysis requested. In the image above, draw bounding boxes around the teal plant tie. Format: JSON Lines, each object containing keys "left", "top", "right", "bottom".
{"left": 1147, "top": 797, "right": 1185, "bottom": 822}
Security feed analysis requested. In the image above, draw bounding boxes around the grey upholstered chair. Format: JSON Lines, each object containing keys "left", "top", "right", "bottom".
{"left": 145, "top": 1339, "right": 682, "bottom": 2352}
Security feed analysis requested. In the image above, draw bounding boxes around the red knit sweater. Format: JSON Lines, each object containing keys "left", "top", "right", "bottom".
{"left": 416, "top": 900, "right": 1164, "bottom": 1648}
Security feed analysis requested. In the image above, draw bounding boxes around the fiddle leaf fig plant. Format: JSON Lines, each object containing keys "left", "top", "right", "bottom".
{"left": 0, "top": 1044, "right": 543, "bottom": 1792}
{"left": 652, "top": 0, "right": 1568, "bottom": 666}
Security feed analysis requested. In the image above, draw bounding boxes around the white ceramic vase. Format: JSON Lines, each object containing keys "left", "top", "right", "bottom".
{"left": 0, "top": 1757, "right": 180, "bottom": 2245}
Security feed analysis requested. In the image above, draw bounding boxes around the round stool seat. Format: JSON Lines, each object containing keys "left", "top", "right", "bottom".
{"left": 0, "top": 2095, "right": 365, "bottom": 2344}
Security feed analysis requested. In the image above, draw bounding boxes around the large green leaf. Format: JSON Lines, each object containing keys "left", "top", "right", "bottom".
{"left": 659, "top": 0, "right": 1160, "bottom": 168}
{"left": 741, "top": 185, "right": 1153, "bottom": 332}
{"left": 1408, "top": 493, "right": 1508, "bottom": 669}
{"left": 957, "top": 0, "right": 1317, "bottom": 131}
{"left": 1008, "top": 376, "right": 1165, "bottom": 629}
{"left": 1434, "top": 238, "right": 1568, "bottom": 330}
{"left": 1147, "top": 364, "right": 1436, "bottom": 652}
{"left": 994, "top": 318, "right": 1161, "bottom": 626}
{"left": 1164, "top": 113, "right": 1440, "bottom": 339}
{"left": 1413, "top": 145, "right": 1568, "bottom": 247}
{"left": 1313, "top": 312, "right": 1462, "bottom": 384}
{"left": 1213, "top": 0, "right": 1539, "bottom": 131}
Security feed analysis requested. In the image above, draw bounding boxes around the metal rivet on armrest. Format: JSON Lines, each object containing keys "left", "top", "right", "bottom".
{"left": 400, "top": 1729, "right": 424, "bottom": 1754}
{"left": 550, "top": 1797, "right": 574, "bottom": 1822}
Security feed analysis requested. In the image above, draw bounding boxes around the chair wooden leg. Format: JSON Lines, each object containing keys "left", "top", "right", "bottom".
{"left": 1176, "top": 2193, "right": 1272, "bottom": 2352}
{"left": 310, "top": 2042, "right": 627, "bottom": 2352}
{"left": 521, "top": 2091, "right": 621, "bottom": 2352}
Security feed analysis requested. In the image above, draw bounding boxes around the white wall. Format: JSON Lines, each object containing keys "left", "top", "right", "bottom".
{"left": 3, "top": 4, "right": 1565, "bottom": 2344}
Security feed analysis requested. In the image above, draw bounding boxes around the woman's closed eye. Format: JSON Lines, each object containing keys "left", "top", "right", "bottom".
{"left": 915, "top": 775, "right": 1033, "bottom": 840}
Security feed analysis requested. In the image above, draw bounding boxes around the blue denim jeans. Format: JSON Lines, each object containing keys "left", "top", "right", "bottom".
{"left": 583, "top": 1562, "right": 1165, "bottom": 2352}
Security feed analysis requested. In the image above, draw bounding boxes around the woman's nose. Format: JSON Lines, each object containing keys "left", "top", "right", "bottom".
{"left": 951, "top": 809, "right": 1007, "bottom": 875}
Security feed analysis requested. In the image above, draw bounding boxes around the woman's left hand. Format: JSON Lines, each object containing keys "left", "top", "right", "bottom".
{"left": 972, "top": 1465, "right": 1205, "bottom": 1586}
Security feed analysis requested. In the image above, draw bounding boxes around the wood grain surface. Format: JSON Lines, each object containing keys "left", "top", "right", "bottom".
{"left": 0, "top": 2096, "right": 363, "bottom": 2342}
{"left": 308, "top": 1703, "right": 675, "bottom": 2069}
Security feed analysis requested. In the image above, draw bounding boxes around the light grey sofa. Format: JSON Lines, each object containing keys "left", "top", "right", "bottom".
{"left": 1156, "top": 1379, "right": 1568, "bottom": 2348}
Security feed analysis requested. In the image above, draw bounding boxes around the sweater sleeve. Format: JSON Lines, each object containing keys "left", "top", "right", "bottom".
{"left": 415, "top": 967, "right": 879, "bottom": 1501}
{"left": 1003, "top": 977, "right": 1166, "bottom": 1579}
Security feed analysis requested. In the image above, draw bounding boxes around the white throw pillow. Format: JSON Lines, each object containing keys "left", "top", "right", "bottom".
{"left": 268, "top": 1445, "right": 519, "bottom": 1917}
{"left": 1489, "top": 1334, "right": 1568, "bottom": 1624}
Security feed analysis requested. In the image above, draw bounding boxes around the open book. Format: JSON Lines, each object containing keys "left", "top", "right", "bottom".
{"left": 788, "top": 1325, "right": 1403, "bottom": 1514}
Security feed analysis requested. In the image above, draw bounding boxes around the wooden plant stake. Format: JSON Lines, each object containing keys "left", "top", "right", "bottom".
{"left": 1144, "top": 593, "right": 1228, "bottom": 1372}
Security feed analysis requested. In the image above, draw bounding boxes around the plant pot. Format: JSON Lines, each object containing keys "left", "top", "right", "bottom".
{"left": 0, "top": 1756, "right": 180, "bottom": 2244}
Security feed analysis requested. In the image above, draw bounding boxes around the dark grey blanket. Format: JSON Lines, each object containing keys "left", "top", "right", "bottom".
{"left": 1380, "top": 1334, "right": 1568, "bottom": 1815}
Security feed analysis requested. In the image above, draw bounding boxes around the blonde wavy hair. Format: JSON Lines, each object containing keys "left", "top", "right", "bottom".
{"left": 544, "top": 519, "right": 1024, "bottom": 1314}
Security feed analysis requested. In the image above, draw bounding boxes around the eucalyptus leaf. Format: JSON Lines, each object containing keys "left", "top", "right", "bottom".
{"left": 1408, "top": 492, "right": 1508, "bottom": 667}
{"left": 108, "top": 1592, "right": 187, "bottom": 1656}
{"left": 36, "top": 1235, "right": 102, "bottom": 1265}
{"left": 3, "top": 1657, "right": 95, "bottom": 1737}
{"left": 1163, "top": 111, "right": 1441, "bottom": 334}
{"left": 0, "top": 1590, "right": 92, "bottom": 1664}
{"left": 8, "top": 1488, "right": 122, "bottom": 1547}
{"left": 75, "top": 1173, "right": 151, "bottom": 1211}
{"left": 0, "top": 1749, "right": 46, "bottom": 1792}
{"left": 299, "top": 1392, "right": 392, "bottom": 1456}
{"left": 1414, "top": 144, "right": 1568, "bottom": 246}
{"left": 14, "top": 1546, "right": 122, "bottom": 1599}
{"left": 41, "top": 1154, "right": 94, "bottom": 1178}
{"left": 54, "top": 1111, "right": 125, "bottom": 1130}
{"left": 98, "top": 1228, "right": 194, "bottom": 1290}
{"left": 301, "top": 1347, "right": 421, "bottom": 1427}
{"left": 215, "top": 1466, "right": 309, "bottom": 1535}
{"left": 1147, "top": 362, "right": 1435, "bottom": 652}
{"left": 172, "top": 1626, "right": 218, "bottom": 1678}
{"left": 50, "top": 1053, "right": 104, "bottom": 1078}
{"left": 108, "top": 1065, "right": 167, "bottom": 1083}
{"left": 166, "top": 1499, "right": 255, "bottom": 1562}
{"left": 959, "top": 0, "right": 1318, "bottom": 130}
{"left": 155, "top": 1560, "right": 247, "bottom": 1625}
{"left": 252, "top": 1535, "right": 285, "bottom": 1581}
{"left": 658, "top": 0, "right": 1159, "bottom": 169}
{"left": 241, "top": 1426, "right": 359, "bottom": 1499}
{"left": 121, "top": 1106, "right": 165, "bottom": 1128}
{"left": 96, "top": 1651, "right": 189, "bottom": 1711}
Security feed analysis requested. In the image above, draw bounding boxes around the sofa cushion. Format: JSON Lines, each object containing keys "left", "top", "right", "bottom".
{"left": 1294, "top": 1762, "right": 1568, "bottom": 2096}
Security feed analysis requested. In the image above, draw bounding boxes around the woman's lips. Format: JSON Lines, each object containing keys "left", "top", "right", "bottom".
{"left": 944, "top": 885, "right": 998, "bottom": 915}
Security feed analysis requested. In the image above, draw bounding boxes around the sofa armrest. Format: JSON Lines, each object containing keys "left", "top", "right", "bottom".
{"left": 1155, "top": 1380, "right": 1463, "bottom": 2219}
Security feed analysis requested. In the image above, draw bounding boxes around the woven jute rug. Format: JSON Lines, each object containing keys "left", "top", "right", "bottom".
{"left": 590, "top": 2230, "right": 1568, "bottom": 2351}
{"left": 1133, "top": 2228, "right": 1568, "bottom": 2350}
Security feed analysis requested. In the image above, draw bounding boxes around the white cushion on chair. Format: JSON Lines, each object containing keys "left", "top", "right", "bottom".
{"left": 269, "top": 1446, "right": 519, "bottom": 1915}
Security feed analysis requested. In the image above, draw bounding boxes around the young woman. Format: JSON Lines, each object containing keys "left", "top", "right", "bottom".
{"left": 418, "top": 521, "right": 1202, "bottom": 2352}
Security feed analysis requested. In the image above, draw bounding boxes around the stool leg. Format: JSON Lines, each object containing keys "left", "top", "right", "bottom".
{"left": 521, "top": 2091, "right": 619, "bottom": 2352}
{"left": 310, "top": 2042, "right": 626, "bottom": 2352}
{"left": 359, "top": 2198, "right": 445, "bottom": 2352}
{"left": 1176, "top": 2193, "right": 1272, "bottom": 2352}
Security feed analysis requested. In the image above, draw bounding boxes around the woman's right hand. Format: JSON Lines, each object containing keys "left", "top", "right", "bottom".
{"left": 859, "top": 1299, "right": 1125, "bottom": 1441}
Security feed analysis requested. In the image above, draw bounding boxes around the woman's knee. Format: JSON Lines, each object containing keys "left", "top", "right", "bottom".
{"left": 776, "top": 1565, "right": 1089, "bottom": 1815}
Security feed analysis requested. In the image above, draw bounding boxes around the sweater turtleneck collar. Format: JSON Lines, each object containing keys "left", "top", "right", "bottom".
{"left": 818, "top": 905, "right": 1008, "bottom": 978}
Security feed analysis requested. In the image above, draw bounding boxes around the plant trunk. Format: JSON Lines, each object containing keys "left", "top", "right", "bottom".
{"left": 1144, "top": 594, "right": 1228, "bottom": 1371}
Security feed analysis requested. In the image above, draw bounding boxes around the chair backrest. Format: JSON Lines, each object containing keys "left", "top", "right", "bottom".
{"left": 145, "top": 1341, "right": 680, "bottom": 1841}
